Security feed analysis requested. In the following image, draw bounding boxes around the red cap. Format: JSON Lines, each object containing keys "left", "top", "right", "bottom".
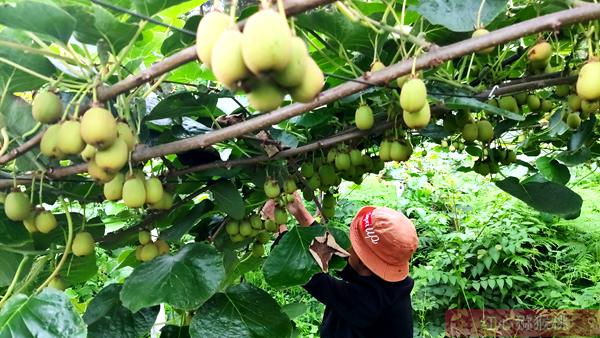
{"left": 349, "top": 206, "right": 418, "bottom": 282}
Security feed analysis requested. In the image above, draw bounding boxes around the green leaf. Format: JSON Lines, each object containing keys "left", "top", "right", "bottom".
{"left": 0, "top": 209, "right": 30, "bottom": 247}
{"left": 263, "top": 226, "right": 326, "bottom": 288}
{"left": 0, "top": 95, "right": 35, "bottom": 140}
{"left": 535, "top": 157, "right": 570, "bottom": 185}
{"left": 59, "top": 254, "right": 98, "bottom": 285}
{"left": 495, "top": 177, "right": 583, "bottom": 218}
{"left": 145, "top": 92, "right": 220, "bottom": 121}
{"left": 161, "top": 200, "right": 214, "bottom": 241}
{"left": 91, "top": 5, "right": 139, "bottom": 53}
{"left": 290, "top": 110, "right": 333, "bottom": 128}
{"left": 568, "top": 116, "right": 596, "bottom": 151}
{"left": 210, "top": 181, "right": 245, "bottom": 221}
{"left": 84, "top": 284, "right": 159, "bottom": 338}
{"left": 281, "top": 302, "right": 307, "bottom": 320}
{"left": 221, "top": 251, "right": 264, "bottom": 287}
{"left": 161, "top": 16, "right": 199, "bottom": 56}
{"left": 120, "top": 243, "right": 225, "bottom": 312}
{"left": 160, "top": 325, "right": 191, "bottom": 338}
{"left": 412, "top": 0, "right": 506, "bottom": 32}
{"left": 0, "top": 289, "right": 86, "bottom": 338}
{"left": 442, "top": 96, "right": 525, "bottom": 121}
{"left": 0, "top": 253, "right": 30, "bottom": 288}
{"left": 189, "top": 283, "right": 292, "bottom": 338}
{"left": 0, "top": 1, "right": 76, "bottom": 43}
{"left": 133, "top": 0, "right": 192, "bottom": 16}
{"left": 557, "top": 147, "right": 592, "bottom": 166}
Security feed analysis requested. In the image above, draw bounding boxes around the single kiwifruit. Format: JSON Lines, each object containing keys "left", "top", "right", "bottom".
{"left": 35, "top": 210, "right": 57, "bottom": 233}
{"left": 472, "top": 29, "right": 494, "bottom": 54}
{"left": 57, "top": 120, "right": 85, "bottom": 155}
{"left": 48, "top": 276, "right": 66, "bottom": 290}
{"left": 264, "top": 178, "right": 281, "bottom": 198}
{"left": 139, "top": 230, "right": 151, "bottom": 245}
{"left": 390, "top": 141, "right": 412, "bottom": 162}
{"left": 528, "top": 41, "right": 552, "bottom": 62}
{"left": 87, "top": 159, "right": 115, "bottom": 183}
{"left": 514, "top": 92, "right": 528, "bottom": 106}
{"left": 242, "top": 9, "right": 292, "bottom": 74}
{"left": 477, "top": 120, "right": 494, "bottom": 142}
{"left": 379, "top": 140, "right": 392, "bottom": 161}
{"left": 274, "top": 206, "right": 288, "bottom": 224}
{"left": 300, "top": 162, "right": 314, "bottom": 178}
{"left": 251, "top": 242, "right": 265, "bottom": 257}
{"left": 400, "top": 78, "right": 427, "bottom": 113}
{"left": 462, "top": 123, "right": 479, "bottom": 142}
{"left": 290, "top": 57, "right": 324, "bottom": 103}
{"left": 362, "top": 155, "right": 374, "bottom": 171}
{"left": 155, "top": 239, "right": 169, "bottom": 255}
{"left": 555, "top": 84, "right": 570, "bottom": 97}
{"left": 211, "top": 29, "right": 249, "bottom": 89}
{"left": 307, "top": 175, "right": 320, "bottom": 190}
{"left": 239, "top": 220, "right": 252, "bottom": 237}
{"left": 256, "top": 231, "right": 271, "bottom": 245}
{"left": 5, "top": 191, "right": 31, "bottom": 221}
{"left": 72, "top": 232, "right": 95, "bottom": 256}
{"left": 247, "top": 81, "right": 285, "bottom": 112}
{"left": 581, "top": 99, "right": 599, "bottom": 115}
{"left": 122, "top": 176, "right": 146, "bottom": 208}
{"left": 250, "top": 214, "right": 263, "bottom": 230}
{"left": 283, "top": 178, "right": 297, "bottom": 194}
{"left": 155, "top": 191, "right": 173, "bottom": 210}
{"left": 335, "top": 152, "right": 351, "bottom": 171}
{"left": 40, "top": 124, "right": 64, "bottom": 159}
{"left": 323, "top": 194, "right": 336, "bottom": 208}
{"left": 498, "top": 96, "right": 519, "bottom": 113}
{"left": 540, "top": 99, "right": 553, "bottom": 112}
{"left": 80, "top": 144, "right": 96, "bottom": 162}
{"left": 22, "top": 214, "right": 38, "bottom": 233}
{"left": 396, "top": 74, "right": 409, "bottom": 88}
{"left": 403, "top": 103, "right": 431, "bottom": 129}
{"left": 226, "top": 220, "right": 240, "bottom": 235}
{"left": 567, "top": 112, "right": 581, "bottom": 129}
{"left": 318, "top": 165, "right": 336, "bottom": 186}
{"left": 455, "top": 110, "right": 474, "bottom": 128}
{"left": 144, "top": 177, "right": 164, "bottom": 205}
{"left": 371, "top": 61, "right": 385, "bottom": 72}
{"left": 355, "top": 104, "right": 374, "bottom": 130}
{"left": 567, "top": 94, "right": 581, "bottom": 111}
{"left": 350, "top": 149, "right": 362, "bottom": 166}
{"left": 140, "top": 243, "right": 158, "bottom": 262}
{"left": 326, "top": 149, "right": 337, "bottom": 163}
{"left": 195, "top": 11, "right": 231, "bottom": 68}
{"left": 117, "top": 122, "right": 136, "bottom": 151}
{"left": 80, "top": 107, "right": 117, "bottom": 149}
{"left": 274, "top": 36, "right": 308, "bottom": 88}
{"left": 576, "top": 60, "right": 600, "bottom": 101}
{"left": 527, "top": 94, "right": 541, "bottom": 111}
{"left": 32, "top": 92, "right": 62, "bottom": 124}
{"left": 103, "top": 172, "right": 125, "bottom": 201}
{"left": 230, "top": 234, "right": 245, "bottom": 243}
{"left": 94, "top": 138, "right": 129, "bottom": 173}
{"left": 264, "top": 219, "right": 278, "bottom": 232}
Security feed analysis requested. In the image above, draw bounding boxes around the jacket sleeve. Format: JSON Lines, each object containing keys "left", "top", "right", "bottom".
{"left": 303, "top": 273, "right": 383, "bottom": 328}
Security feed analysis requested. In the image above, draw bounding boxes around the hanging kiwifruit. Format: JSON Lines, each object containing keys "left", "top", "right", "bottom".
{"left": 462, "top": 123, "right": 479, "bottom": 142}
{"left": 103, "top": 172, "right": 125, "bottom": 201}
{"left": 211, "top": 29, "right": 249, "bottom": 89}
{"left": 40, "top": 124, "right": 64, "bottom": 159}
{"left": 32, "top": 92, "right": 62, "bottom": 124}
{"left": 472, "top": 28, "right": 494, "bottom": 54}
{"left": 528, "top": 41, "right": 552, "bottom": 62}
{"left": 300, "top": 162, "right": 314, "bottom": 178}
{"left": 4, "top": 191, "right": 31, "bottom": 221}
{"left": 35, "top": 210, "right": 57, "bottom": 233}
{"left": 567, "top": 112, "right": 581, "bottom": 129}
{"left": 350, "top": 149, "right": 362, "bottom": 167}
{"left": 241, "top": 9, "right": 292, "bottom": 74}
{"left": 355, "top": 104, "right": 374, "bottom": 130}
{"left": 80, "top": 107, "right": 117, "bottom": 149}
{"left": 122, "top": 176, "right": 146, "bottom": 208}
{"left": 264, "top": 178, "right": 281, "bottom": 198}
{"left": 22, "top": 214, "right": 38, "bottom": 233}
{"left": 116, "top": 122, "right": 136, "bottom": 151}
{"left": 274, "top": 36, "right": 308, "bottom": 88}
{"left": 400, "top": 78, "right": 427, "bottom": 113}
{"left": 290, "top": 57, "right": 324, "bottom": 103}
{"left": 71, "top": 232, "right": 95, "bottom": 256}
{"left": 144, "top": 177, "right": 164, "bottom": 205}
{"left": 87, "top": 159, "right": 115, "bottom": 183}
{"left": 335, "top": 152, "right": 351, "bottom": 171}
{"left": 403, "top": 103, "right": 431, "bottom": 129}
{"left": 379, "top": 140, "right": 392, "bottom": 161}
{"left": 94, "top": 138, "right": 129, "bottom": 173}
{"left": 247, "top": 81, "right": 285, "bottom": 112}
{"left": 57, "top": 120, "right": 85, "bottom": 155}
{"left": 477, "top": 120, "right": 494, "bottom": 142}
{"left": 140, "top": 243, "right": 158, "bottom": 262}
{"left": 526, "top": 94, "right": 541, "bottom": 111}
{"left": 155, "top": 239, "right": 170, "bottom": 255}
{"left": 195, "top": 11, "right": 231, "bottom": 68}
{"left": 576, "top": 59, "right": 600, "bottom": 101}
{"left": 80, "top": 144, "right": 96, "bottom": 162}
{"left": 498, "top": 96, "right": 519, "bottom": 113}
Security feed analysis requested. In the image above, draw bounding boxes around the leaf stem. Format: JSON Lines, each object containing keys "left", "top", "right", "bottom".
{"left": 0, "top": 256, "right": 30, "bottom": 309}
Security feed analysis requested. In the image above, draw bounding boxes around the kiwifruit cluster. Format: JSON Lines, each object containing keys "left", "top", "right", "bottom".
{"left": 103, "top": 171, "right": 172, "bottom": 209}
{"left": 224, "top": 210, "right": 274, "bottom": 257}
{"left": 196, "top": 9, "right": 324, "bottom": 112}
{"left": 528, "top": 40, "right": 553, "bottom": 73}
{"left": 472, "top": 147, "right": 517, "bottom": 176}
{"left": 378, "top": 138, "right": 413, "bottom": 163}
{"left": 134, "top": 230, "right": 170, "bottom": 262}
{"left": 4, "top": 189, "right": 60, "bottom": 234}
{"left": 399, "top": 77, "right": 431, "bottom": 129}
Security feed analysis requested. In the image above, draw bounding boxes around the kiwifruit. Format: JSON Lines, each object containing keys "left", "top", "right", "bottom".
{"left": 144, "top": 177, "right": 164, "bottom": 205}
{"left": 515, "top": 92, "right": 528, "bottom": 106}
{"left": 527, "top": 94, "right": 541, "bottom": 111}
{"left": 283, "top": 178, "right": 297, "bottom": 194}
{"left": 350, "top": 149, "right": 362, "bottom": 166}
{"left": 87, "top": 159, "right": 115, "bottom": 183}
{"left": 264, "top": 178, "right": 280, "bottom": 198}
{"left": 396, "top": 74, "right": 409, "bottom": 88}
{"left": 32, "top": 92, "right": 62, "bottom": 124}
{"left": 528, "top": 41, "right": 552, "bottom": 62}
{"left": 251, "top": 242, "right": 265, "bottom": 257}
{"left": 241, "top": 9, "right": 292, "bottom": 74}
{"left": 40, "top": 124, "right": 64, "bottom": 159}
{"left": 274, "top": 207, "right": 288, "bottom": 224}
{"left": 71, "top": 232, "right": 95, "bottom": 256}
{"left": 22, "top": 214, "right": 38, "bottom": 233}
{"left": 576, "top": 60, "right": 600, "bottom": 100}
{"left": 256, "top": 231, "right": 271, "bottom": 245}
{"left": 5, "top": 191, "right": 31, "bottom": 221}
{"left": 250, "top": 214, "right": 263, "bottom": 230}
{"left": 195, "top": 11, "right": 231, "bottom": 68}
{"left": 94, "top": 138, "right": 128, "bottom": 173}
{"left": 156, "top": 192, "right": 173, "bottom": 210}
{"left": 247, "top": 81, "right": 285, "bottom": 112}
{"left": 486, "top": 98, "right": 498, "bottom": 107}
{"left": 567, "top": 94, "right": 581, "bottom": 111}
{"left": 140, "top": 243, "right": 158, "bottom": 262}
{"left": 48, "top": 276, "right": 66, "bottom": 290}
{"left": 80, "top": 107, "right": 117, "bottom": 149}
{"left": 117, "top": 122, "right": 136, "bottom": 151}
{"left": 302, "top": 187, "right": 315, "bottom": 201}
{"left": 326, "top": 149, "right": 337, "bottom": 163}
{"left": 379, "top": 140, "right": 392, "bottom": 161}
{"left": 581, "top": 99, "right": 599, "bottom": 115}
{"left": 355, "top": 104, "right": 374, "bottom": 130}
{"left": 322, "top": 207, "right": 335, "bottom": 218}
{"left": 403, "top": 103, "right": 431, "bottom": 129}
{"left": 230, "top": 234, "right": 244, "bottom": 243}
{"left": 135, "top": 245, "right": 143, "bottom": 261}
{"left": 300, "top": 162, "right": 314, "bottom": 178}
{"left": 335, "top": 152, "right": 351, "bottom": 171}
{"left": 307, "top": 175, "right": 320, "bottom": 190}
{"left": 318, "top": 165, "right": 336, "bottom": 186}
{"left": 264, "top": 219, "right": 278, "bottom": 232}
{"left": 80, "top": 144, "right": 96, "bottom": 162}
{"left": 362, "top": 155, "right": 374, "bottom": 171}
{"left": 322, "top": 194, "right": 336, "bottom": 208}
{"left": 274, "top": 36, "right": 308, "bottom": 88}
{"left": 567, "top": 112, "right": 581, "bottom": 129}
{"left": 371, "top": 61, "right": 385, "bottom": 72}
{"left": 103, "top": 172, "right": 125, "bottom": 201}
{"left": 555, "top": 84, "right": 570, "bottom": 97}
{"left": 462, "top": 123, "right": 479, "bottom": 142}
{"left": 506, "top": 150, "right": 517, "bottom": 163}
{"left": 290, "top": 57, "right": 324, "bottom": 103}
{"left": 155, "top": 239, "right": 169, "bottom": 255}
{"left": 35, "top": 210, "right": 57, "bottom": 233}
{"left": 211, "top": 29, "right": 249, "bottom": 89}
{"left": 239, "top": 220, "right": 252, "bottom": 237}
{"left": 498, "top": 96, "right": 519, "bottom": 113}
{"left": 226, "top": 220, "right": 240, "bottom": 235}
{"left": 455, "top": 110, "right": 474, "bottom": 128}
{"left": 472, "top": 29, "right": 494, "bottom": 54}
{"left": 392, "top": 141, "right": 412, "bottom": 162}
{"left": 540, "top": 99, "right": 553, "bottom": 112}
{"left": 477, "top": 120, "right": 494, "bottom": 142}
{"left": 122, "top": 176, "right": 146, "bottom": 208}
{"left": 139, "top": 230, "right": 151, "bottom": 245}
{"left": 57, "top": 120, "right": 85, "bottom": 155}
{"left": 400, "top": 78, "right": 427, "bottom": 113}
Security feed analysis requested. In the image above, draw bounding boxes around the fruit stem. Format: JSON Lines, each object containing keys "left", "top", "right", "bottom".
{"left": 476, "top": 0, "right": 486, "bottom": 29}
{"left": 0, "top": 256, "right": 30, "bottom": 309}
{"left": 0, "top": 127, "right": 9, "bottom": 157}
{"left": 30, "top": 176, "right": 36, "bottom": 204}
{"left": 38, "top": 173, "right": 45, "bottom": 206}
{"left": 101, "top": 20, "right": 147, "bottom": 84}
{"left": 35, "top": 198, "right": 74, "bottom": 293}
{"left": 276, "top": 0, "right": 286, "bottom": 17}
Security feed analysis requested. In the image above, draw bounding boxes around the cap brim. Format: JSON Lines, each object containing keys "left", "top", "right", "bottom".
{"left": 350, "top": 206, "right": 410, "bottom": 282}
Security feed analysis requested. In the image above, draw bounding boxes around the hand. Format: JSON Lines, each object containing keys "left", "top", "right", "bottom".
{"left": 260, "top": 199, "right": 277, "bottom": 221}
{"left": 286, "top": 192, "right": 315, "bottom": 227}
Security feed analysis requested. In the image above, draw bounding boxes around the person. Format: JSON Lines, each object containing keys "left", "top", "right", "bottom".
{"left": 263, "top": 194, "right": 419, "bottom": 338}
